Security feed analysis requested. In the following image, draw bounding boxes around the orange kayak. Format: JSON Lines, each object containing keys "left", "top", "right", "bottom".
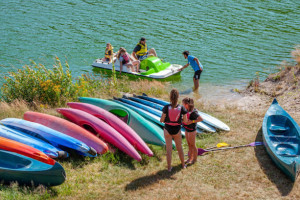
{"left": 0, "top": 136, "right": 55, "bottom": 165}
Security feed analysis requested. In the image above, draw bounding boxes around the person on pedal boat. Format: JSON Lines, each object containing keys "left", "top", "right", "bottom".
{"left": 101, "top": 43, "right": 114, "bottom": 63}
{"left": 132, "top": 37, "right": 157, "bottom": 61}
{"left": 117, "top": 47, "right": 140, "bottom": 74}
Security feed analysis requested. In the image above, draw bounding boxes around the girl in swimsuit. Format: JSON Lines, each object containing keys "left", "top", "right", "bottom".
{"left": 182, "top": 97, "right": 203, "bottom": 164}
{"left": 160, "top": 88, "right": 188, "bottom": 172}
{"left": 117, "top": 47, "right": 140, "bottom": 74}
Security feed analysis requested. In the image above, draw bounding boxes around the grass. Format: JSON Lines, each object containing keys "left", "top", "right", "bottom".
{"left": 1, "top": 55, "right": 300, "bottom": 199}
{"left": 1, "top": 98, "right": 300, "bottom": 200}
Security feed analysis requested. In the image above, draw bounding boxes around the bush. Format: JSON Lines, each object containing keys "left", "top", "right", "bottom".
{"left": 1, "top": 57, "right": 103, "bottom": 106}
{"left": 1, "top": 57, "right": 168, "bottom": 106}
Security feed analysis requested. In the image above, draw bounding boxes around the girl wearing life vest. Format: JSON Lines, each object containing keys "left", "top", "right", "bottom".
{"left": 117, "top": 47, "right": 140, "bottom": 74}
{"left": 160, "top": 89, "right": 188, "bottom": 172}
{"left": 182, "top": 97, "right": 203, "bottom": 164}
{"left": 101, "top": 43, "right": 114, "bottom": 63}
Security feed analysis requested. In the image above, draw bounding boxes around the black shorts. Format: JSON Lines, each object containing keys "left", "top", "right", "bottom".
{"left": 164, "top": 124, "right": 181, "bottom": 135}
{"left": 193, "top": 70, "right": 202, "bottom": 80}
{"left": 183, "top": 126, "right": 196, "bottom": 132}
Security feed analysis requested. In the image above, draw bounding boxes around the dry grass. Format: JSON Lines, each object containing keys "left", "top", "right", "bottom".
{"left": 1, "top": 99, "right": 300, "bottom": 200}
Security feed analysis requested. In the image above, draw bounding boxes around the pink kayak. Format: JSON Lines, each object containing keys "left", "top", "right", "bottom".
{"left": 56, "top": 108, "right": 142, "bottom": 161}
{"left": 67, "top": 102, "right": 153, "bottom": 156}
{"left": 23, "top": 111, "right": 108, "bottom": 155}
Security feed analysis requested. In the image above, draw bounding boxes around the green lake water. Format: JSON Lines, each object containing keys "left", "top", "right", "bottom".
{"left": 1, "top": 0, "right": 299, "bottom": 97}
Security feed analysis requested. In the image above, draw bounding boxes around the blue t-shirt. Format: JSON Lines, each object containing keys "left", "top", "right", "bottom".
{"left": 188, "top": 55, "right": 203, "bottom": 72}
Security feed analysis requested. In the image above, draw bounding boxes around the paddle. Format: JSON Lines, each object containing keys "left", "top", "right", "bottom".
{"left": 198, "top": 142, "right": 264, "bottom": 156}
{"left": 205, "top": 142, "right": 229, "bottom": 150}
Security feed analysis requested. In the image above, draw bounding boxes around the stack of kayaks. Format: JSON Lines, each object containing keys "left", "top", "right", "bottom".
{"left": 1, "top": 118, "right": 97, "bottom": 157}
{"left": 0, "top": 137, "right": 66, "bottom": 186}
{"left": 56, "top": 108, "right": 142, "bottom": 161}
{"left": 0, "top": 125, "right": 68, "bottom": 159}
{"left": 24, "top": 111, "right": 108, "bottom": 155}
{"left": 262, "top": 98, "right": 300, "bottom": 181}
{"left": 113, "top": 93, "right": 230, "bottom": 133}
{"left": 78, "top": 97, "right": 166, "bottom": 147}
{"left": 23, "top": 103, "right": 156, "bottom": 161}
{"left": 67, "top": 102, "right": 153, "bottom": 157}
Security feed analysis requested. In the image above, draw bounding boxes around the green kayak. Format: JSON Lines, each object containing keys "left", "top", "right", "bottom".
{"left": 78, "top": 97, "right": 166, "bottom": 146}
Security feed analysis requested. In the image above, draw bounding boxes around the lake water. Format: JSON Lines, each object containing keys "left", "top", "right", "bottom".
{"left": 1, "top": 0, "right": 299, "bottom": 98}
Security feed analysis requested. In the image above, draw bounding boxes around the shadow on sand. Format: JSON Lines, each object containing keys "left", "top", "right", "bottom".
{"left": 125, "top": 164, "right": 183, "bottom": 191}
{"left": 254, "top": 127, "right": 295, "bottom": 196}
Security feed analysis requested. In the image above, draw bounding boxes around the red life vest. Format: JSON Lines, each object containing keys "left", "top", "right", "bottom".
{"left": 183, "top": 112, "right": 191, "bottom": 126}
{"left": 183, "top": 111, "right": 193, "bottom": 130}
{"left": 165, "top": 105, "right": 182, "bottom": 126}
{"left": 122, "top": 53, "right": 130, "bottom": 64}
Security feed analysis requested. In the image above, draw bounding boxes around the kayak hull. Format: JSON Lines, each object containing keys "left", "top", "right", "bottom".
{"left": 0, "top": 150, "right": 65, "bottom": 186}
{"left": 1, "top": 118, "right": 94, "bottom": 157}
{"left": 78, "top": 97, "right": 166, "bottom": 146}
{"left": 0, "top": 125, "right": 66, "bottom": 159}
{"left": 0, "top": 137, "right": 55, "bottom": 165}
{"left": 23, "top": 111, "right": 108, "bottom": 155}
{"left": 67, "top": 102, "right": 153, "bottom": 156}
{"left": 262, "top": 99, "right": 300, "bottom": 181}
{"left": 57, "top": 108, "right": 142, "bottom": 161}
{"left": 121, "top": 97, "right": 216, "bottom": 132}
{"left": 136, "top": 94, "right": 218, "bottom": 132}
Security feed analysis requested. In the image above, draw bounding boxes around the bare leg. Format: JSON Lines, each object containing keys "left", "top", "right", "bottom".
{"left": 185, "top": 131, "right": 191, "bottom": 163}
{"left": 164, "top": 129, "right": 173, "bottom": 171}
{"left": 148, "top": 48, "right": 157, "bottom": 57}
{"left": 193, "top": 78, "right": 199, "bottom": 91}
{"left": 188, "top": 131, "right": 197, "bottom": 163}
{"left": 119, "top": 63, "right": 123, "bottom": 74}
{"left": 132, "top": 60, "right": 140, "bottom": 72}
{"left": 172, "top": 131, "right": 185, "bottom": 168}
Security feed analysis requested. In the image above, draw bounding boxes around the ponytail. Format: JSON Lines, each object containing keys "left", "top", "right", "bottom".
{"left": 182, "top": 97, "right": 194, "bottom": 112}
{"left": 169, "top": 89, "right": 179, "bottom": 108}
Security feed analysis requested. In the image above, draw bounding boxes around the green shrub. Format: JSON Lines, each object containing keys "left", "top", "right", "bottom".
{"left": 1, "top": 57, "right": 106, "bottom": 106}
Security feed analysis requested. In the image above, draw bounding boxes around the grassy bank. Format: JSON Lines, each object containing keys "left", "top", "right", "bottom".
{"left": 1, "top": 55, "right": 300, "bottom": 199}
{"left": 1, "top": 99, "right": 300, "bottom": 199}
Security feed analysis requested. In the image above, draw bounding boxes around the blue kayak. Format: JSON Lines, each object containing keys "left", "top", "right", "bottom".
{"left": 124, "top": 96, "right": 216, "bottom": 132}
{"left": 113, "top": 98, "right": 190, "bottom": 137}
{"left": 262, "top": 98, "right": 300, "bottom": 181}
{"left": 136, "top": 94, "right": 228, "bottom": 131}
{"left": 138, "top": 93, "right": 169, "bottom": 106}
{"left": 0, "top": 125, "right": 68, "bottom": 158}
{"left": 1, "top": 118, "right": 96, "bottom": 157}
{"left": 0, "top": 149, "right": 66, "bottom": 186}
{"left": 113, "top": 98, "right": 164, "bottom": 127}
{"left": 119, "top": 97, "right": 162, "bottom": 117}
{"left": 130, "top": 96, "right": 164, "bottom": 110}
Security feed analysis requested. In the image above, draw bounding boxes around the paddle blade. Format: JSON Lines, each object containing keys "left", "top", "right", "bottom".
{"left": 250, "top": 142, "right": 264, "bottom": 146}
{"left": 217, "top": 142, "right": 229, "bottom": 148}
{"left": 197, "top": 148, "right": 207, "bottom": 156}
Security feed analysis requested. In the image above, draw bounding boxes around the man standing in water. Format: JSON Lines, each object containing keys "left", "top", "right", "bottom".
{"left": 179, "top": 51, "right": 203, "bottom": 90}
{"left": 132, "top": 37, "right": 157, "bottom": 61}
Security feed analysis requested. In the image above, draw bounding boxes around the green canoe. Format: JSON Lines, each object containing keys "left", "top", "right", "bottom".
{"left": 78, "top": 97, "right": 166, "bottom": 146}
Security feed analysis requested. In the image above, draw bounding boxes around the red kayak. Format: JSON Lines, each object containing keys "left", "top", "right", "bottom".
{"left": 0, "top": 136, "right": 55, "bottom": 165}
{"left": 56, "top": 108, "right": 142, "bottom": 161}
{"left": 23, "top": 111, "right": 108, "bottom": 155}
{"left": 67, "top": 102, "right": 153, "bottom": 156}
